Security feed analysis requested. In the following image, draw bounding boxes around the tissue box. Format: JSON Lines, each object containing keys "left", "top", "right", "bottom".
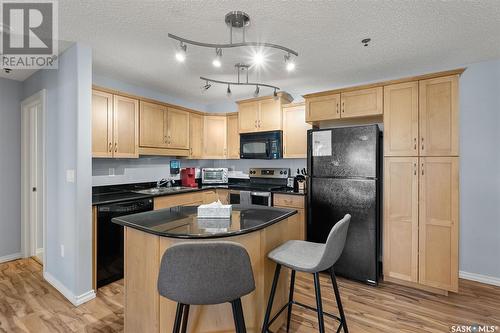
{"left": 197, "top": 201, "right": 232, "bottom": 218}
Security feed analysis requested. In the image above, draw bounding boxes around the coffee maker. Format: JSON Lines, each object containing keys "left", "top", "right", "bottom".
{"left": 181, "top": 168, "right": 197, "bottom": 187}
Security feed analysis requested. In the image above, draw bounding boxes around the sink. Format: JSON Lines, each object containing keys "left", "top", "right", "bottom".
{"left": 133, "top": 187, "right": 195, "bottom": 195}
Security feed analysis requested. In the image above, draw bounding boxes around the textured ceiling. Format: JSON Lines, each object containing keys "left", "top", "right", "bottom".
{"left": 3, "top": 1, "right": 500, "bottom": 106}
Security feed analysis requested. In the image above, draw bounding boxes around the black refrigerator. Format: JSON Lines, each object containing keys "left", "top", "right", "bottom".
{"left": 307, "top": 125, "right": 381, "bottom": 285}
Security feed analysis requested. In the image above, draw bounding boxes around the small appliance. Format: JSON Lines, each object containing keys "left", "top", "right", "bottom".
{"left": 170, "top": 160, "right": 180, "bottom": 174}
{"left": 240, "top": 130, "right": 283, "bottom": 159}
{"left": 181, "top": 168, "right": 197, "bottom": 187}
{"left": 201, "top": 168, "right": 228, "bottom": 184}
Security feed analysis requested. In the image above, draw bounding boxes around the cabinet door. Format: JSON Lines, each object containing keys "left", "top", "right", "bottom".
{"left": 226, "top": 114, "right": 240, "bottom": 159}
{"left": 341, "top": 87, "right": 383, "bottom": 118}
{"left": 419, "top": 157, "right": 459, "bottom": 292}
{"left": 419, "top": 75, "right": 459, "bottom": 156}
{"left": 383, "top": 157, "right": 419, "bottom": 282}
{"left": 305, "top": 94, "right": 340, "bottom": 122}
{"left": 189, "top": 113, "right": 204, "bottom": 158}
{"left": 258, "top": 98, "right": 282, "bottom": 131}
{"left": 384, "top": 82, "right": 419, "bottom": 156}
{"left": 204, "top": 116, "right": 227, "bottom": 159}
{"left": 113, "top": 95, "right": 139, "bottom": 158}
{"left": 283, "top": 104, "right": 311, "bottom": 158}
{"left": 92, "top": 90, "right": 113, "bottom": 157}
{"left": 238, "top": 101, "right": 259, "bottom": 133}
{"left": 139, "top": 101, "right": 167, "bottom": 148}
{"left": 166, "top": 108, "right": 189, "bottom": 149}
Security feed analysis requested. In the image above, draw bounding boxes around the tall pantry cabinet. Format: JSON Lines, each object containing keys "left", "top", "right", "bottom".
{"left": 383, "top": 75, "right": 460, "bottom": 293}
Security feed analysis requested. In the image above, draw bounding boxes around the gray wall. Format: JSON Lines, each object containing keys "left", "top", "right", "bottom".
{"left": 459, "top": 59, "right": 500, "bottom": 279}
{"left": 0, "top": 78, "right": 22, "bottom": 259}
{"left": 23, "top": 43, "right": 93, "bottom": 297}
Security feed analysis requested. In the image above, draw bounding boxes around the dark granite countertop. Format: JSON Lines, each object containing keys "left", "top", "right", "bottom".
{"left": 111, "top": 205, "right": 297, "bottom": 239}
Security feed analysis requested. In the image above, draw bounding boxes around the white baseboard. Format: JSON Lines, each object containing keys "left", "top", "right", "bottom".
{"left": 0, "top": 252, "right": 22, "bottom": 264}
{"left": 43, "top": 271, "right": 96, "bottom": 306}
{"left": 460, "top": 271, "right": 500, "bottom": 287}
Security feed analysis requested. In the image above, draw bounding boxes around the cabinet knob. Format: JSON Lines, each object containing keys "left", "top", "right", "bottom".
{"left": 342, "top": 101, "right": 345, "bottom": 113}
{"left": 114, "top": 143, "right": 118, "bottom": 152}
{"left": 108, "top": 142, "right": 112, "bottom": 152}
{"left": 414, "top": 162, "right": 417, "bottom": 175}
{"left": 336, "top": 103, "right": 339, "bottom": 114}
{"left": 414, "top": 138, "right": 417, "bottom": 150}
{"left": 421, "top": 137, "right": 424, "bottom": 151}
{"left": 421, "top": 162, "right": 424, "bottom": 176}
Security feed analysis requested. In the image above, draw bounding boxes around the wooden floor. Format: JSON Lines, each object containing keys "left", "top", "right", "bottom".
{"left": 1, "top": 259, "right": 499, "bottom": 333}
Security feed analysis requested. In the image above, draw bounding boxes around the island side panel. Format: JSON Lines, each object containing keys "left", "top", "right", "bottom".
{"left": 124, "top": 227, "right": 160, "bottom": 333}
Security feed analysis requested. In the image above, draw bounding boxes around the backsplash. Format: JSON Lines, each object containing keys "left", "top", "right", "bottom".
{"left": 92, "top": 157, "right": 307, "bottom": 186}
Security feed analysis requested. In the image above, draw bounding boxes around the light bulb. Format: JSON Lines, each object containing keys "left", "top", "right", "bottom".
{"left": 212, "top": 59, "right": 221, "bottom": 67}
{"left": 175, "top": 43, "right": 186, "bottom": 62}
{"left": 286, "top": 61, "right": 295, "bottom": 71}
{"left": 212, "top": 48, "right": 222, "bottom": 68}
{"left": 252, "top": 52, "right": 264, "bottom": 66}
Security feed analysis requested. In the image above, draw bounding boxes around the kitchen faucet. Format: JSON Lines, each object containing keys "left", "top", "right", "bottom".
{"left": 156, "top": 178, "right": 174, "bottom": 188}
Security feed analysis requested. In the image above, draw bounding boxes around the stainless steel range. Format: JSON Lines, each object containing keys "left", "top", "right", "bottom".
{"left": 229, "top": 168, "right": 290, "bottom": 206}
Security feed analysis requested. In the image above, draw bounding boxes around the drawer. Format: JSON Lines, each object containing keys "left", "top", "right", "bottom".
{"left": 273, "top": 194, "right": 305, "bottom": 209}
{"left": 154, "top": 191, "right": 205, "bottom": 210}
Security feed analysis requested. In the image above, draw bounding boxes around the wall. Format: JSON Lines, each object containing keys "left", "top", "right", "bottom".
{"left": 459, "top": 59, "right": 500, "bottom": 281}
{"left": 22, "top": 43, "right": 94, "bottom": 303}
{"left": 0, "top": 78, "right": 22, "bottom": 261}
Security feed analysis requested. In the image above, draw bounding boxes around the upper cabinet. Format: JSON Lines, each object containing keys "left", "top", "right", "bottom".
{"left": 138, "top": 101, "right": 190, "bottom": 155}
{"left": 189, "top": 113, "right": 204, "bottom": 159}
{"left": 305, "top": 94, "right": 340, "bottom": 122}
{"left": 419, "top": 75, "right": 459, "bottom": 156}
{"left": 384, "top": 82, "right": 419, "bottom": 156}
{"left": 238, "top": 94, "right": 292, "bottom": 133}
{"left": 203, "top": 116, "right": 227, "bottom": 159}
{"left": 282, "top": 103, "right": 311, "bottom": 158}
{"left": 341, "top": 87, "right": 383, "bottom": 118}
{"left": 226, "top": 113, "right": 240, "bottom": 159}
{"left": 92, "top": 89, "right": 139, "bottom": 158}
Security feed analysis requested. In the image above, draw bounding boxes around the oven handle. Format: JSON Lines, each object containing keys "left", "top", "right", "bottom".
{"left": 250, "top": 192, "right": 272, "bottom": 197}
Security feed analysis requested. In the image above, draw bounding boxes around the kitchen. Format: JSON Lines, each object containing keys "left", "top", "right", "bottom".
{"left": 0, "top": 2, "right": 500, "bottom": 333}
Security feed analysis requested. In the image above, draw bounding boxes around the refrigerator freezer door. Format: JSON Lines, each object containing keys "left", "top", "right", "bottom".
{"left": 308, "top": 177, "right": 378, "bottom": 284}
{"left": 309, "top": 125, "right": 379, "bottom": 178}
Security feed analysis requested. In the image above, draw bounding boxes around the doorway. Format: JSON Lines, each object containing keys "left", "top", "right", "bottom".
{"left": 21, "top": 90, "right": 46, "bottom": 266}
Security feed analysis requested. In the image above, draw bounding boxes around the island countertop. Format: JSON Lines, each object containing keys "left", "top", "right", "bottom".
{"left": 112, "top": 204, "right": 297, "bottom": 239}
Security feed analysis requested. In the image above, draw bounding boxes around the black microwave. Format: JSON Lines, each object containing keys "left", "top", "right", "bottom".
{"left": 240, "top": 130, "right": 283, "bottom": 159}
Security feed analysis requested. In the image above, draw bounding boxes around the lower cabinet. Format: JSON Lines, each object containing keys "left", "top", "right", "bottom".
{"left": 216, "top": 189, "right": 230, "bottom": 204}
{"left": 154, "top": 191, "right": 217, "bottom": 210}
{"left": 273, "top": 194, "right": 306, "bottom": 240}
{"left": 383, "top": 156, "right": 459, "bottom": 293}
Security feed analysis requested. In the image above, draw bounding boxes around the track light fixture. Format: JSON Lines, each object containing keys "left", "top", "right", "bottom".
{"left": 175, "top": 42, "right": 187, "bottom": 62}
{"left": 284, "top": 53, "right": 295, "bottom": 72}
{"left": 202, "top": 80, "right": 212, "bottom": 91}
{"left": 212, "top": 48, "right": 222, "bottom": 68}
{"left": 226, "top": 84, "right": 232, "bottom": 97}
{"left": 254, "top": 85, "right": 260, "bottom": 97}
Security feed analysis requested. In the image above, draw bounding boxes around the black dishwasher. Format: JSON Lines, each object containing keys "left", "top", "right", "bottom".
{"left": 97, "top": 198, "right": 153, "bottom": 288}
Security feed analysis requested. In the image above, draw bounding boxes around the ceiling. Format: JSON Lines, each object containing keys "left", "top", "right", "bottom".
{"left": 3, "top": 1, "right": 500, "bottom": 106}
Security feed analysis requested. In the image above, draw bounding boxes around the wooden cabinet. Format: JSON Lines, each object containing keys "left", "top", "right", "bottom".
{"left": 238, "top": 94, "right": 292, "bottom": 133}
{"left": 226, "top": 113, "right": 240, "bottom": 159}
{"left": 203, "top": 116, "right": 227, "bottom": 159}
{"left": 273, "top": 194, "right": 306, "bottom": 240}
{"left": 383, "top": 157, "right": 419, "bottom": 283}
{"left": 282, "top": 103, "right": 311, "bottom": 158}
{"left": 154, "top": 191, "right": 212, "bottom": 210}
{"left": 418, "top": 157, "right": 459, "bottom": 292}
{"left": 166, "top": 108, "right": 189, "bottom": 149}
{"left": 419, "top": 75, "right": 459, "bottom": 156}
{"left": 216, "top": 189, "right": 230, "bottom": 204}
{"left": 384, "top": 82, "right": 419, "bottom": 156}
{"left": 305, "top": 94, "right": 340, "bottom": 122}
{"left": 92, "top": 90, "right": 113, "bottom": 157}
{"left": 189, "top": 113, "right": 204, "bottom": 158}
{"left": 341, "top": 87, "right": 383, "bottom": 118}
{"left": 92, "top": 89, "right": 138, "bottom": 158}
{"left": 140, "top": 101, "right": 167, "bottom": 148}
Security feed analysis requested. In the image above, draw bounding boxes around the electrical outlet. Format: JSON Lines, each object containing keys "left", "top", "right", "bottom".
{"left": 66, "top": 169, "right": 75, "bottom": 183}
{"left": 60, "top": 244, "right": 65, "bottom": 258}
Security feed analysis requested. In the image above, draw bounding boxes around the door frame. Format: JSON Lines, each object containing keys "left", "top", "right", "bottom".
{"left": 21, "top": 89, "right": 47, "bottom": 270}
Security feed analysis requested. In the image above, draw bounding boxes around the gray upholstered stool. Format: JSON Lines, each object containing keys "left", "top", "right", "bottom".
{"left": 261, "top": 214, "right": 351, "bottom": 333}
{"left": 158, "top": 241, "right": 255, "bottom": 333}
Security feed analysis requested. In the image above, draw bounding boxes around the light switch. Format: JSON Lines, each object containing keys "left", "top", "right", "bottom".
{"left": 66, "top": 169, "right": 75, "bottom": 183}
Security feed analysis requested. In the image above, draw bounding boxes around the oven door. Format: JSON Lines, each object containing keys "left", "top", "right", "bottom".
{"left": 250, "top": 192, "right": 272, "bottom": 206}
{"left": 202, "top": 169, "right": 228, "bottom": 184}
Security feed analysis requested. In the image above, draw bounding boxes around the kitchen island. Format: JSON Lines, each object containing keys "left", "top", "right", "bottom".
{"left": 112, "top": 205, "right": 299, "bottom": 333}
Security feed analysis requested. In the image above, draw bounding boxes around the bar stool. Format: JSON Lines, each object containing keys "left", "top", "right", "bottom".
{"left": 261, "top": 214, "right": 351, "bottom": 333}
{"left": 157, "top": 241, "right": 255, "bottom": 333}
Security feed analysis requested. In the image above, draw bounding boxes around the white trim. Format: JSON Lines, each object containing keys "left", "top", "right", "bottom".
{"left": 0, "top": 253, "right": 23, "bottom": 264}
{"left": 460, "top": 271, "right": 500, "bottom": 287}
{"left": 43, "top": 271, "right": 96, "bottom": 306}
{"left": 20, "top": 89, "right": 47, "bottom": 277}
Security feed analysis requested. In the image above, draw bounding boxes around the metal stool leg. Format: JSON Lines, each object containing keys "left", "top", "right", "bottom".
{"left": 181, "top": 304, "right": 189, "bottom": 333}
{"left": 286, "top": 270, "right": 296, "bottom": 332}
{"left": 313, "top": 273, "right": 325, "bottom": 333}
{"left": 330, "top": 269, "right": 348, "bottom": 333}
{"left": 173, "top": 303, "right": 184, "bottom": 333}
{"left": 261, "top": 264, "right": 282, "bottom": 333}
{"left": 231, "top": 298, "right": 247, "bottom": 333}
